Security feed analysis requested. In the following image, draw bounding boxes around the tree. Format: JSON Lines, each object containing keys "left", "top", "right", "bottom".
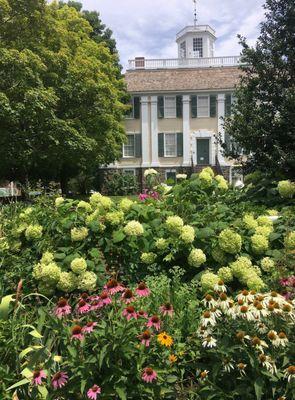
{"left": 0, "top": 1, "right": 127, "bottom": 192}
{"left": 224, "top": 0, "right": 295, "bottom": 178}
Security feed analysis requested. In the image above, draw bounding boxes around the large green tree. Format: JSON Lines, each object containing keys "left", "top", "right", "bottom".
{"left": 0, "top": 0, "right": 127, "bottom": 192}
{"left": 224, "top": 0, "right": 295, "bottom": 178}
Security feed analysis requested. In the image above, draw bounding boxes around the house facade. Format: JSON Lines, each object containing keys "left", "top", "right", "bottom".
{"left": 102, "top": 24, "right": 242, "bottom": 184}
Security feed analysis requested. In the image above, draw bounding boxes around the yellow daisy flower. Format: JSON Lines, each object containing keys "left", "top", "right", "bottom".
{"left": 169, "top": 354, "right": 177, "bottom": 363}
{"left": 157, "top": 332, "right": 173, "bottom": 347}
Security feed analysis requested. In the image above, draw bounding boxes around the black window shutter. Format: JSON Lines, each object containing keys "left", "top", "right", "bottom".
{"left": 135, "top": 134, "right": 142, "bottom": 157}
{"left": 158, "top": 96, "right": 164, "bottom": 118}
{"left": 191, "top": 95, "right": 198, "bottom": 118}
{"left": 177, "top": 132, "right": 183, "bottom": 157}
{"left": 225, "top": 94, "right": 232, "bottom": 117}
{"left": 176, "top": 95, "right": 183, "bottom": 118}
{"left": 210, "top": 95, "right": 217, "bottom": 117}
{"left": 158, "top": 133, "right": 164, "bottom": 157}
{"left": 133, "top": 97, "right": 140, "bottom": 119}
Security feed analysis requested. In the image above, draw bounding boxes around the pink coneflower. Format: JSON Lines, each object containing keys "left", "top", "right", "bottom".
{"left": 137, "top": 310, "right": 148, "bottom": 319}
{"left": 121, "top": 289, "right": 135, "bottom": 304}
{"left": 77, "top": 300, "right": 91, "bottom": 314}
{"left": 159, "top": 303, "right": 174, "bottom": 317}
{"left": 142, "top": 367, "right": 157, "bottom": 383}
{"left": 139, "top": 330, "right": 152, "bottom": 347}
{"left": 87, "top": 384, "right": 101, "bottom": 399}
{"left": 54, "top": 298, "right": 71, "bottom": 318}
{"left": 136, "top": 282, "right": 150, "bottom": 297}
{"left": 104, "top": 279, "right": 124, "bottom": 295}
{"left": 147, "top": 315, "right": 161, "bottom": 331}
{"left": 122, "top": 305, "right": 138, "bottom": 321}
{"left": 99, "top": 291, "right": 112, "bottom": 306}
{"left": 51, "top": 371, "right": 68, "bottom": 389}
{"left": 32, "top": 369, "right": 47, "bottom": 386}
{"left": 150, "top": 191, "right": 159, "bottom": 200}
{"left": 139, "top": 193, "right": 149, "bottom": 201}
{"left": 91, "top": 300, "right": 103, "bottom": 311}
{"left": 71, "top": 325, "right": 84, "bottom": 341}
{"left": 82, "top": 322, "right": 97, "bottom": 334}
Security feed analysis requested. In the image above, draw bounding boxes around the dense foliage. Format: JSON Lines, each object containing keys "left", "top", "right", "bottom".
{"left": 224, "top": 0, "right": 295, "bottom": 178}
{"left": 0, "top": 169, "right": 294, "bottom": 399}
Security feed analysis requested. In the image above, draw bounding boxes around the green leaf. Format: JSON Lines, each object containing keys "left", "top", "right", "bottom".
{"left": 112, "top": 230, "right": 126, "bottom": 243}
{"left": 0, "top": 295, "right": 15, "bottom": 320}
{"left": 254, "top": 378, "right": 263, "bottom": 400}
{"left": 29, "top": 329, "right": 43, "bottom": 339}
{"left": 38, "top": 385, "right": 48, "bottom": 399}
{"left": 115, "top": 386, "right": 127, "bottom": 400}
{"left": 6, "top": 378, "right": 30, "bottom": 391}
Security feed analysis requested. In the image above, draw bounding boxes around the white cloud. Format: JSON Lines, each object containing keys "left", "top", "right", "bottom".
{"left": 81, "top": 0, "right": 266, "bottom": 68}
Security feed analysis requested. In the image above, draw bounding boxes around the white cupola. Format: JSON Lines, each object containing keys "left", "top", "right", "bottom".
{"left": 176, "top": 25, "right": 216, "bottom": 59}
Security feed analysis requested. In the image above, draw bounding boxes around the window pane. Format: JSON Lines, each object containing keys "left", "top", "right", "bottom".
{"left": 164, "top": 96, "right": 176, "bottom": 118}
{"left": 180, "top": 41, "right": 186, "bottom": 58}
{"left": 126, "top": 98, "right": 134, "bottom": 118}
{"left": 193, "top": 38, "right": 203, "bottom": 57}
{"left": 197, "top": 96, "right": 209, "bottom": 117}
{"left": 123, "top": 135, "right": 135, "bottom": 157}
{"left": 165, "top": 133, "right": 177, "bottom": 157}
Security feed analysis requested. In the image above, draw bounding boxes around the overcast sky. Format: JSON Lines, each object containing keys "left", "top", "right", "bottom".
{"left": 80, "top": 0, "right": 266, "bottom": 68}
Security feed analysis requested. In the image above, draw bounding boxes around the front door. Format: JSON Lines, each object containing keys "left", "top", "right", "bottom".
{"left": 196, "top": 138, "right": 210, "bottom": 165}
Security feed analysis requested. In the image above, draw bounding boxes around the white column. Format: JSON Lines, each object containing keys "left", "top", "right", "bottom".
{"left": 150, "top": 96, "right": 159, "bottom": 167}
{"left": 141, "top": 96, "right": 150, "bottom": 167}
{"left": 217, "top": 93, "right": 226, "bottom": 165}
{"left": 182, "top": 95, "right": 191, "bottom": 166}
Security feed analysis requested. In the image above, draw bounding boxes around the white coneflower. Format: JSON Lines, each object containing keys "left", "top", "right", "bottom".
{"left": 267, "top": 330, "right": 278, "bottom": 343}
{"left": 201, "top": 311, "right": 216, "bottom": 327}
{"left": 237, "top": 289, "right": 255, "bottom": 304}
{"left": 202, "top": 335, "right": 217, "bottom": 348}
{"left": 273, "top": 332, "right": 289, "bottom": 348}
{"left": 256, "top": 322, "right": 268, "bottom": 334}
{"left": 281, "top": 302, "right": 295, "bottom": 321}
{"left": 217, "top": 292, "right": 232, "bottom": 311}
{"left": 284, "top": 365, "right": 295, "bottom": 382}
{"left": 224, "top": 301, "right": 236, "bottom": 319}
{"left": 222, "top": 360, "right": 235, "bottom": 373}
{"left": 238, "top": 305, "right": 255, "bottom": 321}
{"left": 202, "top": 293, "right": 217, "bottom": 308}
{"left": 214, "top": 280, "right": 227, "bottom": 293}
{"left": 199, "top": 370, "right": 209, "bottom": 380}
{"left": 197, "top": 325, "right": 213, "bottom": 339}
{"left": 258, "top": 354, "right": 277, "bottom": 375}
{"left": 251, "top": 336, "right": 268, "bottom": 352}
{"left": 209, "top": 307, "right": 222, "bottom": 319}
{"left": 237, "top": 363, "right": 247, "bottom": 376}
{"left": 251, "top": 302, "right": 269, "bottom": 318}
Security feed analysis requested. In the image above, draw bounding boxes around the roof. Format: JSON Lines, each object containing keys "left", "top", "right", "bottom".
{"left": 125, "top": 66, "right": 242, "bottom": 94}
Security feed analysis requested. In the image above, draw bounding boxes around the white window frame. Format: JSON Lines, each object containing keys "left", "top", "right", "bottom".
{"left": 164, "top": 133, "right": 177, "bottom": 157}
{"left": 197, "top": 95, "right": 210, "bottom": 118}
{"left": 164, "top": 96, "right": 176, "bottom": 119}
{"left": 180, "top": 41, "right": 186, "bottom": 58}
{"left": 126, "top": 97, "right": 135, "bottom": 119}
{"left": 165, "top": 169, "right": 177, "bottom": 181}
{"left": 123, "top": 168, "right": 136, "bottom": 176}
{"left": 123, "top": 134, "right": 135, "bottom": 158}
{"left": 193, "top": 37, "right": 203, "bottom": 58}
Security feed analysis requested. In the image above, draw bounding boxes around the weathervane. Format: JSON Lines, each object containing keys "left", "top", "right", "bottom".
{"left": 193, "top": 0, "right": 197, "bottom": 26}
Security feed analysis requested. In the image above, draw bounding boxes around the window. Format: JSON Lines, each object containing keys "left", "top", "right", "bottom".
{"left": 193, "top": 37, "right": 203, "bottom": 57}
{"left": 164, "top": 96, "right": 176, "bottom": 118}
{"left": 197, "top": 95, "right": 209, "bottom": 117}
{"left": 123, "top": 168, "right": 136, "bottom": 176}
{"left": 180, "top": 41, "right": 186, "bottom": 58}
{"left": 123, "top": 135, "right": 135, "bottom": 157}
{"left": 164, "top": 133, "right": 177, "bottom": 157}
{"left": 165, "top": 169, "right": 176, "bottom": 182}
{"left": 126, "top": 97, "right": 140, "bottom": 119}
{"left": 126, "top": 98, "right": 134, "bottom": 119}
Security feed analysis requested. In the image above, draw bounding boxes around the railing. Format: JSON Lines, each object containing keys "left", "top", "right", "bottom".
{"left": 128, "top": 56, "right": 241, "bottom": 70}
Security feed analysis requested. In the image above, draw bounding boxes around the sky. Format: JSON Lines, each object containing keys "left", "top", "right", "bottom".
{"left": 80, "top": 0, "right": 266, "bottom": 69}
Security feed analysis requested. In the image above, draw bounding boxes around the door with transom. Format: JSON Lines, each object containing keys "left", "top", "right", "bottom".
{"left": 196, "top": 138, "right": 210, "bottom": 165}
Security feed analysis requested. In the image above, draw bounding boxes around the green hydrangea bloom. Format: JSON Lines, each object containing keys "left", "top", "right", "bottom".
{"left": 202, "top": 167, "right": 215, "bottom": 177}
{"left": 230, "top": 256, "right": 252, "bottom": 280}
{"left": 98, "top": 196, "right": 113, "bottom": 210}
{"left": 246, "top": 275, "right": 265, "bottom": 291}
{"left": 55, "top": 197, "right": 65, "bottom": 207}
{"left": 141, "top": 252, "right": 157, "bottom": 264}
{"left": 71, "top": 258, "right": 87, "bottom": 275}
{"left": 284, "top": 231, "right": 295, "bottom": 249}
{"left": 41, "top": 251, "right": 54, "bottom": 265}
{"left": 14, "top": 223, "right": 28, "bottom": 237}
{"left": 57, "top": 272, "right": 77, "bottom": 292}
{"left": 252, "top": 265, "right": 262, "bottom": 276}
{"left": 260, "top": 257, "right": 275, "bottom": 272}
{"left": 0, "top": 238, "right": 9, "bottom": 252}
{"left": 20, "top": 207, "right": 33, "bottom": 221}
{"left": 105, "top": 211, "right": 124, "bottom": 226}
{"left": 218, "top": 228, "right": 242, "bottom": 254}
{"left": 71, "top": 227, "right": 89, "bottom": 241}
{"left": 77, "top": 201, "right": 92, "bottom": 212}
{"left": 124, "top": 220, "right": 144, "bottom": 236}
{"left": 201, "top": 272, "right": 219, "bottom": 292}
{"left": 33, "top": 263, "right": 43, "bottom": 280}
{"left": 211, "top": 245, "right": 228, "bottom": 264}
{"left": 155, "top": 238, "right": 169, "bottom": 250}
{"left": 25, "top": 225, "right": 43, "bottom": 240}
{"left": 257, "top": 215, "right": 273, "bottom": 227}
{"left": 254, "top": 225, "right": 273, "bottom": 237}
{"left": 166, "top": 216, "right": 184, "bottom": 234}
{"left": 89, "top": 192, "right": 103, "bottom": 206}
{"left": 119, "top": 198, "right": 134, "bottom": 212}
{"left": 251, "top": 234, "right": 269, "bottom": 254}
{"left": 217, "top": 267, "right": 233, "bottom": 283}
{"left": 266, "top": 209, "right": 278, "bottom": 216}
{"left": 199, "top": 171, "right": 213, "bottom": 186}
{"left": 180, "top": 225, "right": 195, "bottom": 244}
{"left": 77, "top": 271, "right": 97, "bottom": 291}
{"left": 243, "top": 214, "right": 258, "bottom": 230}
{"left": 278, "top": 180, "right": 295, "bottom": 199}
{"left": 40, "top": 262, "right": 61, "bottom": 285}
{"left": 215, "top": 175, "right": 228, "bottom": 190}
{"left": 188, "top": 248, "right": 206, "bottom": 267}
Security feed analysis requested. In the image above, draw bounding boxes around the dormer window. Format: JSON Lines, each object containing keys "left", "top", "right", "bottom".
{"left": 193, "top": 37, "right": 203, "bottom": 58}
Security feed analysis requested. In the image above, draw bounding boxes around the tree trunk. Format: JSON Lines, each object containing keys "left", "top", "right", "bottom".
{"left": 60, "top": 174, "right": 68, "bottom": 196}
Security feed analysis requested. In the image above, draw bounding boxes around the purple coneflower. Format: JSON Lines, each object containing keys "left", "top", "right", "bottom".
{"left": 99, "top": 291, "right": 112, "bottom": 306}
{"left": 142, "top": 367, "right": 157, "bottom": 383}
{"left": 87, "top": 384, "right": 101, "bottom": 399}
{"left": 121, "top": 288, "right": 135, "bottom": 304}
{"left": 91, "top": 300, "right": 103, "bottom": 311}
{"left": 51, "top": 371, "right": 68, "bottom": 389}
{"left": 137, "top": 310, "right": 148, "bottom": 319}
{"left": 104, "top": 279, "right": 124, "bottom": 295}
{"left": 159, "top": 303, "right": 174, "bottom": 317}
{"left": 82, "top": 321, "right": 97, "bottom": 334}
{"left": 135, "top": 282, "right": 150, "bottom": 297}
{"left": 71, "top": 325, "right": 84, "bottom": 341}
{"left": 77, "top": 299, "right": 91, "bottom": 314}
{"left": 146, "top": 315, "right": 161, "bottom": 331}
{"left": 122, "top": 306, "right": 138, "bottom": 321}
{"left": 32, "top": 369, "right": 47, "bottom": 386}
{"left": 54, "top": 298, "right": 71, "bottom": 318}
{"left": 139, "top": 330, "right": 152, "bottom": 347}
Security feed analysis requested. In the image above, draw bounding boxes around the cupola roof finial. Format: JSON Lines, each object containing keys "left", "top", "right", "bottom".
{"left": 193, "top": 0, "right": 197, "bottom": 26}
